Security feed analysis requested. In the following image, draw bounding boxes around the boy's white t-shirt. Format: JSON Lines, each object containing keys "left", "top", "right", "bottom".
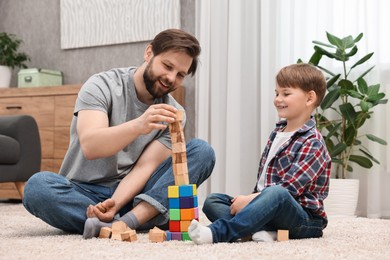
{"left": 257, "top": 130, "right": 295, "bottom": 191}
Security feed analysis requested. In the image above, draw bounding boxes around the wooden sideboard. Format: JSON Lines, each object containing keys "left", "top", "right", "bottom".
{"left": 0, "top": 84, "right": 184, "bottom": 199}
{"left": 0, "top": 84, "right": 82, "bottom": 174}
{"left": 0, "top": 84, "right": 185, "bottom": 174}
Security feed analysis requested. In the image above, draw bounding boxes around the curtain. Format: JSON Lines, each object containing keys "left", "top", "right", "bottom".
{"left": 196, "top": 0, "right": 390, "bottom": 218}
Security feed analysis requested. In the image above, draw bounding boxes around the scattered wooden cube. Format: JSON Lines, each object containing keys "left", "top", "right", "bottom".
{"left": 98, "top": 227, "right": 112, "bottom": 238}
{"left": 149, "top": 227, "right": 167, "bottom": 242}
{"left": 277, "top": 229, "right": 289, "bottom": 242}
{"left": 121, "top": 229, "right": 137, "bottom": 242}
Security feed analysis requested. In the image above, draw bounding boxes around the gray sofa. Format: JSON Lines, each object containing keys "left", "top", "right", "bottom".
{"left": 0, "top": 115, "right": 41, "bottom": 198}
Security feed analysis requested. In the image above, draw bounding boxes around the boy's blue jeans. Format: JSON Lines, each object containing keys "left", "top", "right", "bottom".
{"left": 23, "top": 138, "right": 215, "bottom": 234}
{"left": 203, "top": 185, "right": 327, "bottom": 243}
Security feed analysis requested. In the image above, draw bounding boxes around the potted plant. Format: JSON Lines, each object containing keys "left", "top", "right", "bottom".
{"left": 298, "top": 32, "right": 388, "bottom": 216}
{"left": 0, "top": 32, "right": 30, "bottom": 87}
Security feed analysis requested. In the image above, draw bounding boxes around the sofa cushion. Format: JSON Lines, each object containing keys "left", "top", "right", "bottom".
{"left": 0, "top": 134, "right": 20, "bottom": 164}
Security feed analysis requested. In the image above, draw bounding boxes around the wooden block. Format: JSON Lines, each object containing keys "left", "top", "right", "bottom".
{"left": 179, "top": 184, "right": 196, "bottom": 197}
{"left": 96, "top": 202, "right": 107, "bottom": 213}
{"left": 98, "top": 227, "right": 112, "bottom": 238}
{"left": 174, "top": 174, "right": 189, "bottom": 186}
{"left": 277, "top": 229, "right": 289, "bottom": 242}
{"left": 169, "top": 208, "right": 181, "bottom": 220}
{"left": 111, "top": 221, "right": 128, "bottom": 240}
{"left": 149, "top": 227, "right": 167, "bottom": 242}
{"left": 111, "top": 233, "right": 122, "bottom": 241}
{"left": 180, "top": 208, "right": 195, "bottom": 221}
{"left": 121, "top": 229, "right": 137, "bottom": 242}
{"left": 172, "top": 152, "right": 187, "bottom": 164}
{"left": 173, "top": 162, "right": 188, "bottom": 176}
{"left": 172, "top": 142, "right": 186, "bottom": 153}
{"left": 169, "top": 221, "right": 181, "bottom": 232}
{"left": 169, "top": 121, "right": 182, "bottom": 134}
{"left": 112, "top": 221, "right": 128, "bottom": 233}
{"left": 168, "top": 185, "right": 179, "bottom": 198}
{"left": 170, "top": 131, "right": 185, "bottom": 143}
{"left": 180, "top": 220, "right": 191, "bottom": 232}
{"left": 175, "top": 110, "right": 184, "bottom": 121}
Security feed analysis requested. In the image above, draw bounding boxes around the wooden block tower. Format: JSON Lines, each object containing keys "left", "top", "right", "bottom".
{"left": 165, "top": 110, "right": 199, "bottom": 241}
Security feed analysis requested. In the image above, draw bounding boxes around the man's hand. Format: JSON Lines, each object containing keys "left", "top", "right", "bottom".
{"left": 135, "top": 104, "right": 178, "bottom": 135}
{"left": 86, "top": 198, "right": 116, "bottom": 222}
{"left": 230, "top": 192, "right": 260, "bottom": 215}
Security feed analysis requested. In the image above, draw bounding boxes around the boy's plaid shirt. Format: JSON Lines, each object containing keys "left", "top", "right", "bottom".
{"left": 255, "top": 117, "right": 331, "bottom": 218}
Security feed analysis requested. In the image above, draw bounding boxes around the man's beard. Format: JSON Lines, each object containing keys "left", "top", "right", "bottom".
{"left": 143, "top": 60, "right": 173, "bottom": 99}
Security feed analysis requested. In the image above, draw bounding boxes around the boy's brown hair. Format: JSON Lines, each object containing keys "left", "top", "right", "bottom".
{"left": 150, "top": 29, "right": 201, "bottom": 77}
{"left": 276, "top": 63, "right": 326, "bottom": 107}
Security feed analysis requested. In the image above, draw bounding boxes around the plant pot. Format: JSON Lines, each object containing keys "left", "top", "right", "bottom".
{"left": 0, "top": 65, "right": 12, "bottom": 88}
{"left": 324, "top": 178, "right": 359, "bottom": 217}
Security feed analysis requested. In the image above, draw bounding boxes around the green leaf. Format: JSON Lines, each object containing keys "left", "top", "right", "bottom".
{"left": 320, "top": 89, "right": 340, "bottom": 110}
{"left": 344, "top": 126, "right": 357, "bottom": 146}
{"left": 340, "top": 103, "right": 357, "bottom": 123}
{"left": 367, "top": 84, "right": 380, "bottom": 96}
{"left": 308, "top": 50, "right": 323, "bottom": 66}
{"left": 326, "top": 32, "right": 344, "bottom": 49}
{"left": 326, "top": 122, "right": 341, "bottom": 140}
{"left": 338, "top": 79, "right": 354, "bottom": 95}
{"left": 357, "top": 78, "right": 368, "bottom": 94}
{"left": 349, "top": 90, "right": 364, "bottom": 99}
{"left": 342, "top": 35, "right": 356, "bottom": 49}
{"left": 366, "top": 134, "right": 388, "bottom": 145}
{"left": 360, "top": 101, "right": 372, "bottom": 112}
{"left": 367, "top": 93, "right": 385, "bottom": 102}
{"left": 326, "top": 74, "right": 341, "bottom": 89}
{"left": 351, "top": 53, "right": 374, "bottom": 69}
{"left": 349, "top": 155, "right": 373, "bottom": 168}
{"left": 345, "top": 46, "right": 358, "bottom": 57}
{"left": 356, "top": 66, "right": 375, "bottom": 80}
{"left": 314, "top": 46, "right": 342, "bottom": 61}
{"left": 312, "top": 40, "right": 335, "bottom": 49}
{"left": 359, "top": 149, "right": 380, "bottom": 164}
{"left": 330, "top": 143, "right": 347, "bottom": 157}
{"left": 354, "top": 33, "right": 364, "bottom": 43}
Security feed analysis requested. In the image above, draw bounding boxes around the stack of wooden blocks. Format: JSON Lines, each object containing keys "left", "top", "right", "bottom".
{"left": 166, "top": 184, "right": 198, "bottom": 241}
{"left": 149, "top": 110, "right": 199, "bottom": 242}
{"left": 166, "top": 110, "right": 199, "bottom": 241}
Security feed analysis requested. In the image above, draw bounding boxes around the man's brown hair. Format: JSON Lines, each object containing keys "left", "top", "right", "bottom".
{"left": 150, "top": 29, "right": 201, "bottom": 76}
{"left": 276, "top": 63, "right": 326, "bottom": 107}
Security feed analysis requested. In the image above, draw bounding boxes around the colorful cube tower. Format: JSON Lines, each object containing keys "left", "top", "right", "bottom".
{"left": 166, "top": 110, "right": 199, "bottom": 241}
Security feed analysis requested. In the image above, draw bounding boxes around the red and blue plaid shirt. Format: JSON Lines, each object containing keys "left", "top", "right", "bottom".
{"left": 255, "top": 117, "right": 331, "bottom": 219}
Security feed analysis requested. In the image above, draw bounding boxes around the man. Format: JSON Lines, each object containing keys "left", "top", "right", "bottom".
{"left": 23, "top": 29, "right": 215, "bottom": 239}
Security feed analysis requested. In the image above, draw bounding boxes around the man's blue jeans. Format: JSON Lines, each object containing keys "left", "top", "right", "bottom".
{"left": 202, "top": 185, "right": 327, "bottom": 243}
{"left": 23, "top": 138, "right": 215, "bottom": 234}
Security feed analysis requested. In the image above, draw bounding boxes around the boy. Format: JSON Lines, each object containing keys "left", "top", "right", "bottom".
{"left": 188, "top": 63, "right": 331, "bottom": 244}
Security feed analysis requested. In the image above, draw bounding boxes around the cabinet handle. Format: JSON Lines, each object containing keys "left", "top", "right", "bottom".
{"left": 6, "top": 106, "right": 22, "bottom": 110}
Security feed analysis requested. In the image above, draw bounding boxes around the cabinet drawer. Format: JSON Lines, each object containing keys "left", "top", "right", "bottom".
{"left": 39, "top": 127, "right": 54, "bottom": 158}
{"left": 54, "top": 126, "right": 71, "bottom": 159}
{"left": 55, "top": 95, "right": 77, "bottom": 126}
{"left": 0, "top": 96, "right": 54, "bottom": 127}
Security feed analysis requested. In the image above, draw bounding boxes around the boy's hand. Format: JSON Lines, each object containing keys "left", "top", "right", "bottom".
{"left": 86, "top": 198, "right": 116, "bottom": 222}
{"left": 230, "top": 193, "right": 260, "bottom": 215}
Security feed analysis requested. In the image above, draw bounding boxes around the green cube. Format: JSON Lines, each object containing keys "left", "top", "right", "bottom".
{"left": 169, "top": 209, "right": 180, "bottom": 220}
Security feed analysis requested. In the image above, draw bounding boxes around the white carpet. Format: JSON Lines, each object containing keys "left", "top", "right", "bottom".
{"left": 1, "top": 201, "right": 390, "bottom": 260}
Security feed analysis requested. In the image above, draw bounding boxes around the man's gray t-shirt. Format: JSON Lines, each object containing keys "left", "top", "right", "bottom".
{"left": 59, "top": 67, "right": 185, "bottom": 186}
